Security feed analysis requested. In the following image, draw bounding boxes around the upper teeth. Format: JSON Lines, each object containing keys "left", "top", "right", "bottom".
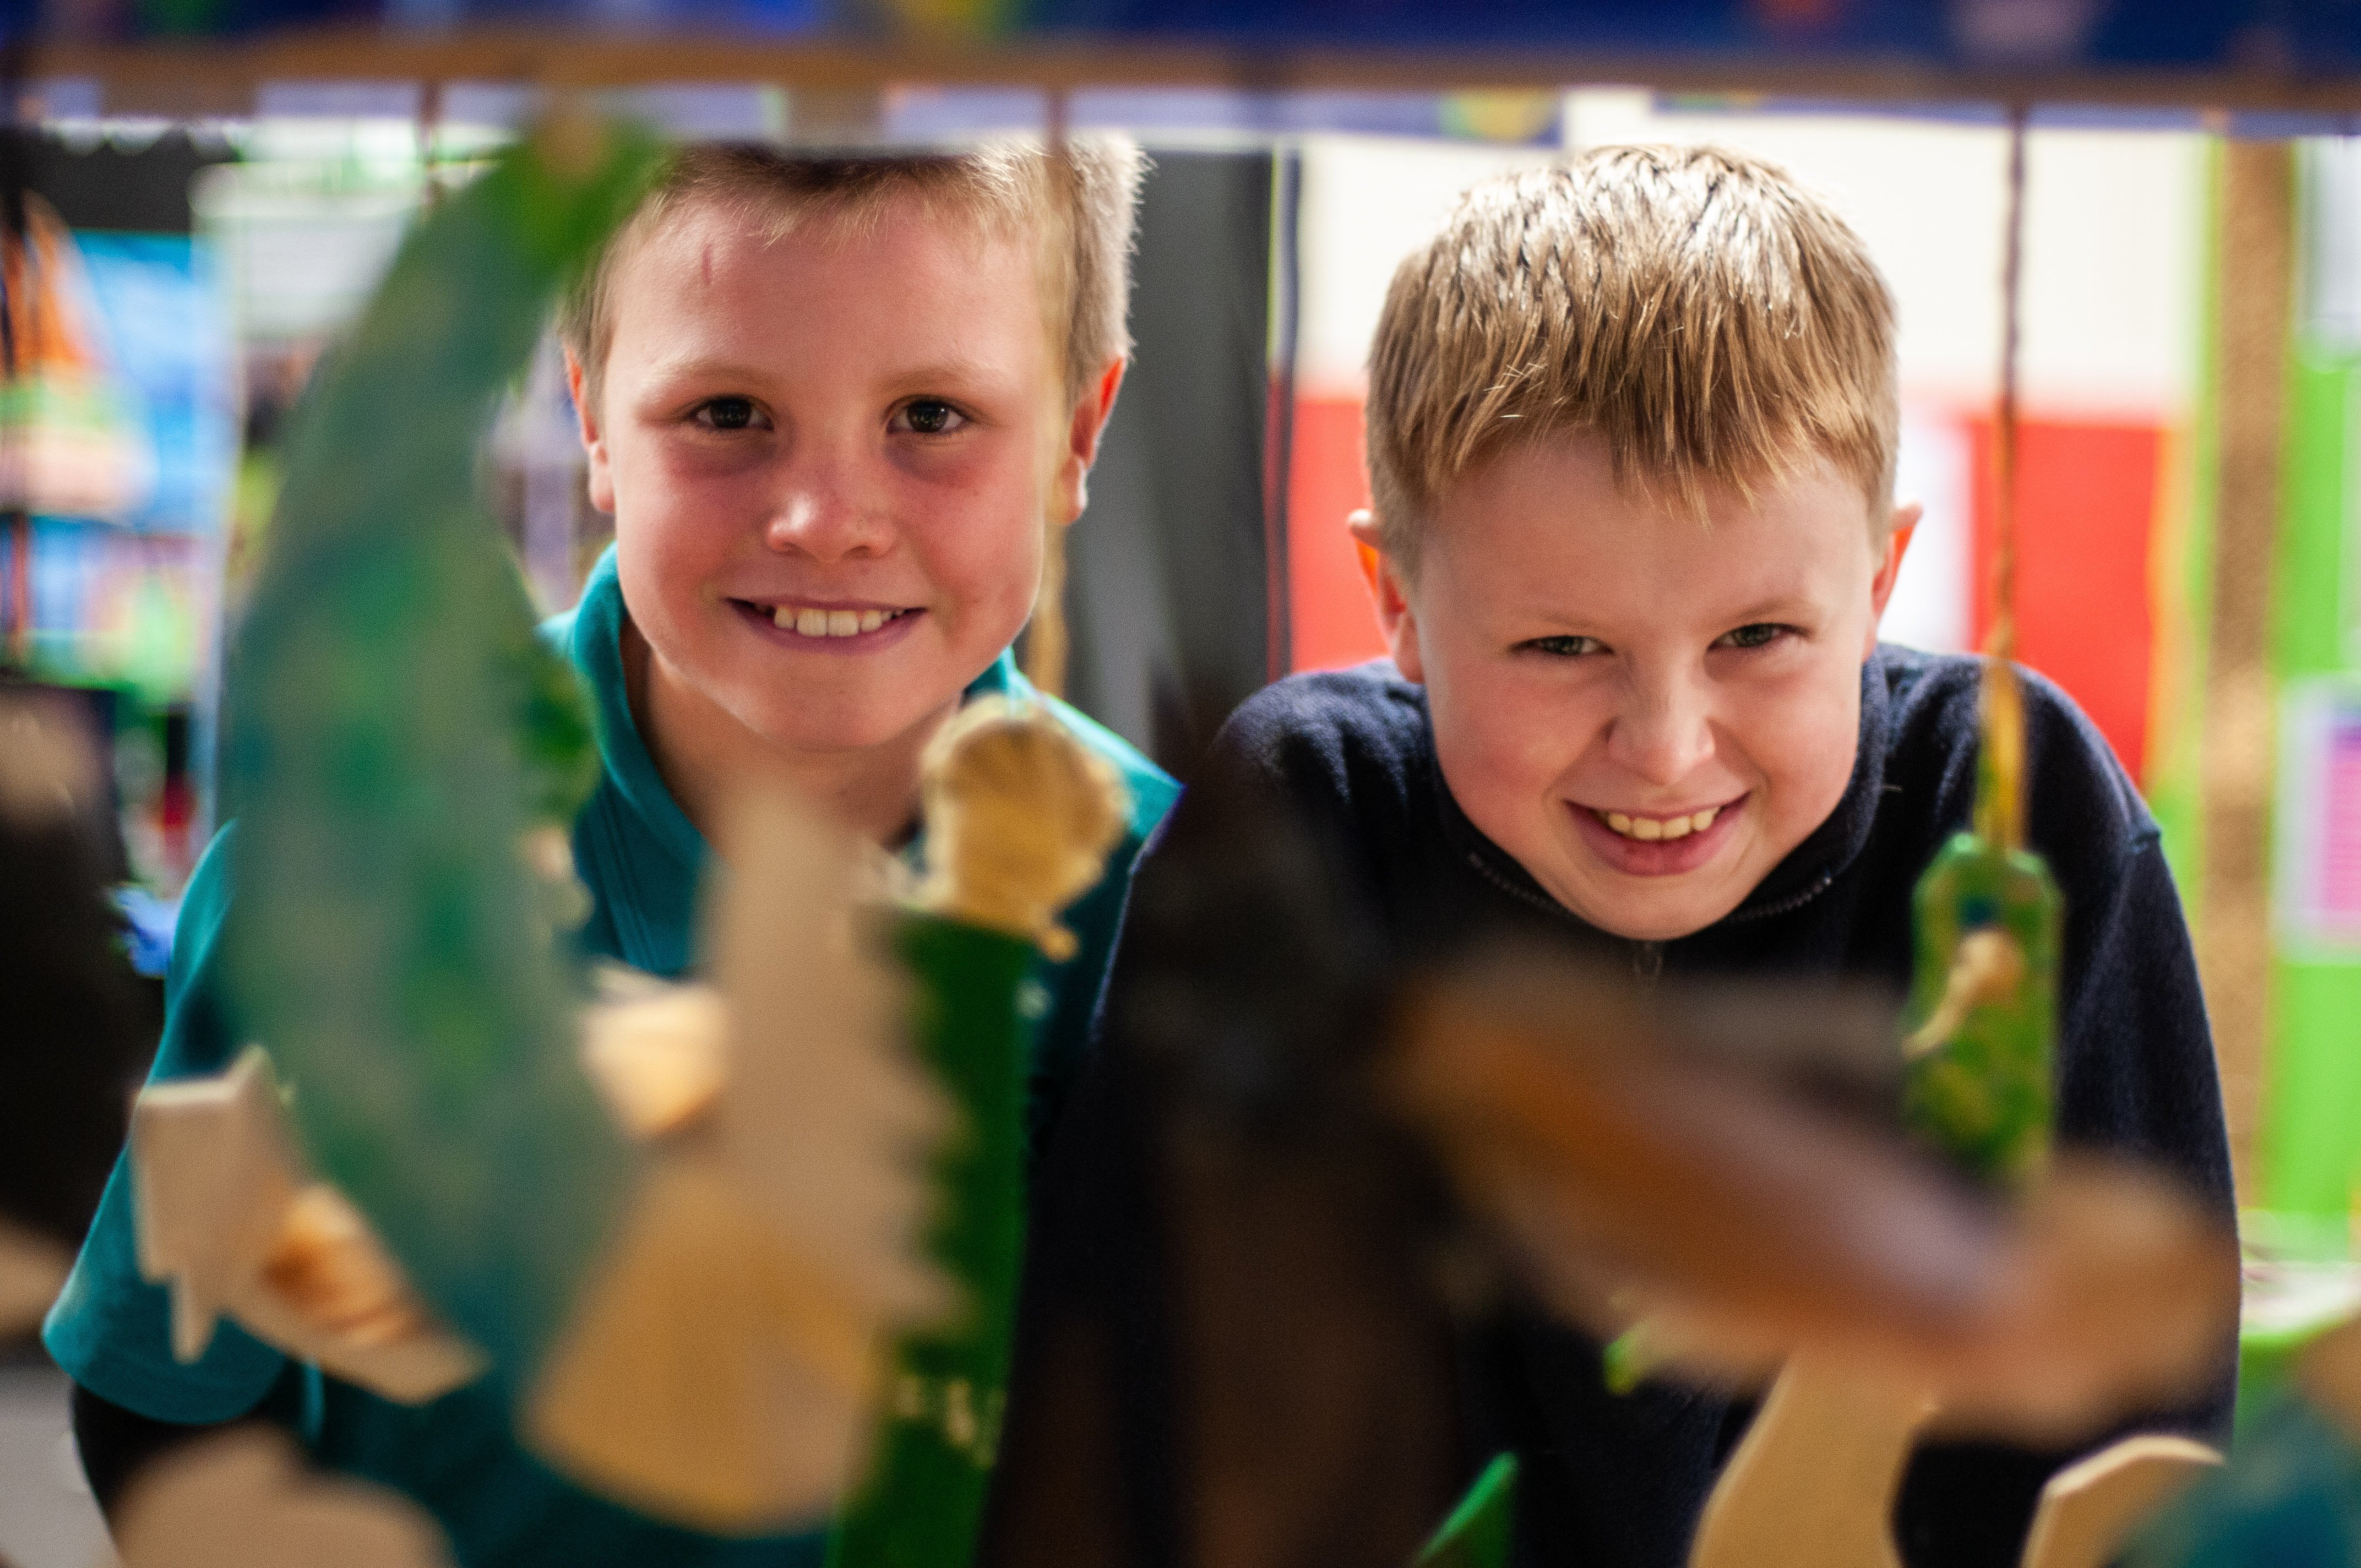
{"left": 771, "top": 606, "right": 899, "bottom": 637}
{"left": 1602, "top": 806, "right": 1721, "bottom": 842}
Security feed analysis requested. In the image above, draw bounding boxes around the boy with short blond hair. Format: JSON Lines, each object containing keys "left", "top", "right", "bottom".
{"left": 1017, "top": 145, "right": 2233, "bottom": 1567}
{"left": 49, "top": 134, "right": 1177, "bottom": 1568}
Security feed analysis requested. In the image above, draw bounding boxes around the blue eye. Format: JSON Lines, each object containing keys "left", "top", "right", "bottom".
{"left": 1522, "top": 635, "right": 1604, "bottom": 657}
{"left": 1717, "top": 623, "right": 1793, "bottom": 651}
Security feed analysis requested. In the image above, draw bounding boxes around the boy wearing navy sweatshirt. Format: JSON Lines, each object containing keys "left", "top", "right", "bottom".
{"left": 1004, "top": 145, "right": 2234, "bottom": 1568}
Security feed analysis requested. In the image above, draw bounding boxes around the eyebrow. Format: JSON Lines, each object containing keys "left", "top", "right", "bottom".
{"left": 1507, "top": 591, "right": 1817, "bottom": 633}
{"left": 634, "top": 354, "right": 1018, "bottom": 396}
{"left": 1718, "top": 594, "right": 1818, "bottom": 623}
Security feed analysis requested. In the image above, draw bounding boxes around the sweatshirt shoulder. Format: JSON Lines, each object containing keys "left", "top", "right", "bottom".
{"left": 1875, "top": 644, "right": 2158, "bottom": 870}
{"left": 1212, "top": 661, "right": 1432, "bottom": 803}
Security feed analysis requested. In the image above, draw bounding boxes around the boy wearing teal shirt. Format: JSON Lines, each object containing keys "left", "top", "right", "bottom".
{"left": 47, "top": 138, "right": 1176, "bottom": 1565}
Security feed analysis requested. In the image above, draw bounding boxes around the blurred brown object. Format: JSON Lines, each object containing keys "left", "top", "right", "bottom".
{"left": 1161, "top": 1105, "right": 1464, "bottom": 1568}
{"left": 0, "top": 689, "right": 151, "bottom": 1277}
{"left": 987, "top": 794, "right": 2235, "bottom": 1568}
{"left": 1391, "top": 954, "right": 2239, "bottom": 1442}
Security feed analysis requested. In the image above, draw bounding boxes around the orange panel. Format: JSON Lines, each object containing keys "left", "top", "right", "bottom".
{"left": 1285, "top": 394, "right": 1389, "bottom": 673}
{"left": 1968, "top": 417, "right": 2161, "bottom": 779}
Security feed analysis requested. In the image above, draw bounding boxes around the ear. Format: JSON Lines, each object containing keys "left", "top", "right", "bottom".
{"left": 565, "top": 347, "right": 616, "bottom": 516}
{"left": 1348, "top": 508, "right": 1426, "bottom": 684}
{"left": 1052, "top": 357, "right": 1127, "bottom": 526}
{"left": 1867, "top": 501, "right": 1921, "bottom": 656}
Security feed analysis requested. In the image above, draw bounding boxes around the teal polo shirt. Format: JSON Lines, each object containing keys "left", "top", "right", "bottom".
{"left": 45, "top": 547, "right": 1178, "bottom": 1566}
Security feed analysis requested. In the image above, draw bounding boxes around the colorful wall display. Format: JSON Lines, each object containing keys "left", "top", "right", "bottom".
{"left": 8, "top": 226, "right": 235, "bottom": 703}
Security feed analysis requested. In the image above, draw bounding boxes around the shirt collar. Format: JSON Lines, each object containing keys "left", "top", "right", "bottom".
{"left": 567, "top": 547, "right": 706, "bottom": 878}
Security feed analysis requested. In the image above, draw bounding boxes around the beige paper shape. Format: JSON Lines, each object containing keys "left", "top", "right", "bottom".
{"left": 2019, "top": 1434, "right": 2221, "bottom": 1568}
{"left": 129, "top": 1047, "right": 483, "bottom": 1404}
{"left": 112, "top": 1427, "right": 455, "bottom": 1568}
{"left": 707, "top": 784, "right": 951, "bottom": 1326}
{"left": 530, "top": 781, "right": 953, "bottom": 1532}
{"left": 1689, "top": 1358, "right": 1934, "bottom": 1568}
{"left": 578, "top": 967, "right": 730, "bottom": 1142}
{"left": 527, "top": 1151, "right": 885, "bottom": 1534}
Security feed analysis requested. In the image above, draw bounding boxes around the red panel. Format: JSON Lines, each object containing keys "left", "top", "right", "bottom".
{"left": 1968, "top": 417, "right": 2161, "bottom": 780}
{"left": 1285, "top": 394, "right": 1390, "bottom": 673}
{"left": 1282, "top": 401, "right": 2163, "bottom": 781}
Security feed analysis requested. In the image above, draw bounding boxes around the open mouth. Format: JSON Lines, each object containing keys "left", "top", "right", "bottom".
{"left": 1588, "top": 803, "right": 1725, "bottom": 843}
{"left": 1569, "top": 793, "right": 1748, "bottom": 876}
{"left": 733, "top": 600, "right": 920, "bottom": 640}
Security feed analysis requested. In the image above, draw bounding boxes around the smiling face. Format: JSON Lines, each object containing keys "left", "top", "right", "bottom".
{"left": 1361, "top": 432, "right": 1912, "bottom": 942}
{"left": 576, "top": 194, "right": 1111, "bottom": 776}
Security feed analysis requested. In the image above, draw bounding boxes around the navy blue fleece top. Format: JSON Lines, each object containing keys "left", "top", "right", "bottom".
{"left": 1011, "top": 645, "right": 2235, "bottom": 1568}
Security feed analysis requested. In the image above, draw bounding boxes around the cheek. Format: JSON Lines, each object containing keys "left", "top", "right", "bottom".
{"left": 1431, "top": 647, "right": 1602, "bottom": 798}
{"left": 608, "top": 432, "right": 752, "bottom": 554}
{"left": 901, "top": 461, "right": 1043, "bottom": 617}
{"left": 1742, "top": 656, "right": 1863, "bottom": 821}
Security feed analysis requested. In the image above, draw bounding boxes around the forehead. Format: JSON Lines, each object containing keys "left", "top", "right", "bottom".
{"left": 602, "top": 192, "right": 1056, "bottom": 372}
{"left": 1429, "top": 434, "right": 1878, "bottom": 616}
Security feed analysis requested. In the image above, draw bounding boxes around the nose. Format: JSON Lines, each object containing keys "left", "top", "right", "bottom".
{"left": 1607, "top": 663, "right": 1717, "bottom": 788}
{"left": 761, "top": 440, "right": 893, "bottom": 563}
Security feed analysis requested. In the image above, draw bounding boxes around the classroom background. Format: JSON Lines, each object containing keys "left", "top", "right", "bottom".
{"left": 4, "top": 37, "right": 2361, "bottom": 1564}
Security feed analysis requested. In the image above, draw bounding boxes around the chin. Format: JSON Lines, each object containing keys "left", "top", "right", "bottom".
{"left": 736, "top": 692, "right": 930, "bottom": 756}
{"left": 1559, "top": 881, "right": 1746, "bottom": 944}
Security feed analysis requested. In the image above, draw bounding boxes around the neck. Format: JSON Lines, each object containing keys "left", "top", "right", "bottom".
{"left": 622, "top": 617, "right": 946, "bottom": 847}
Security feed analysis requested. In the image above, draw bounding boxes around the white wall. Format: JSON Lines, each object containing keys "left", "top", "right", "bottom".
{"left": 1291, "top": 97, "right": 2210, "bottom": 652}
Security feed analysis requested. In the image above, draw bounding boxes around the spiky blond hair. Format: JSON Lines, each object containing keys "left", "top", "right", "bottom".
{"left": 560, "top": 135, "right": 1145, "bottom": 413}
{"left": 1364, "top": 144, "right": 1898, "bottom": 565}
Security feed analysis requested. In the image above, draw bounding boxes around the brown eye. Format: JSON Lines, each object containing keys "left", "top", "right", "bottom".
{"left": 893, "top": 399, "right": 968, "bottom": 436}
{"left": 697, "top": 397, "right": 758, "bottom": 431}
{"left": 1717, "top": 623, "right": 1792, "bottom": 650}
{"left": 1521, "top": 635, "right": 1604, "bottom": 657}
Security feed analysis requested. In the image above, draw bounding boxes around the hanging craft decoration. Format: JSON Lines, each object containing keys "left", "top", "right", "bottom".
{"left": 129, "top": 107, "right": 963, "bottom": 1541}
{"left": 527, "top": 778, "right": 953, "bottom": 1534}
{"left": 132, "top": 1046, "right": 484, "bottom": 1404}
{"left": 220, "top": 112, "right": 660, "bottom": 1385}
{"left": 123, "top": 105, "right": 1136, "bottom": 1548}
{"left": 1897, "top": 114, "right": 2063, "bottom": 1191}
{"left": 829, "top": 695, "right": 1131, "bottom": 1568}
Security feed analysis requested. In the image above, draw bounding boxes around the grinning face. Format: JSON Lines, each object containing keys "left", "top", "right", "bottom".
{"left": 1358, "top": 432, "right": 1914, "bottom": 943}
{"left": 575, "top": 193, "right": 1114, "bottom": 775}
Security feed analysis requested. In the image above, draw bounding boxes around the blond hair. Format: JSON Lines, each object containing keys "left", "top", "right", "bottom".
{"left": 560, "top": 136, "right": 1146, "bottom": 412}
{"left": 1365, "top": 144, "right": 1897, "bottom": 565}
